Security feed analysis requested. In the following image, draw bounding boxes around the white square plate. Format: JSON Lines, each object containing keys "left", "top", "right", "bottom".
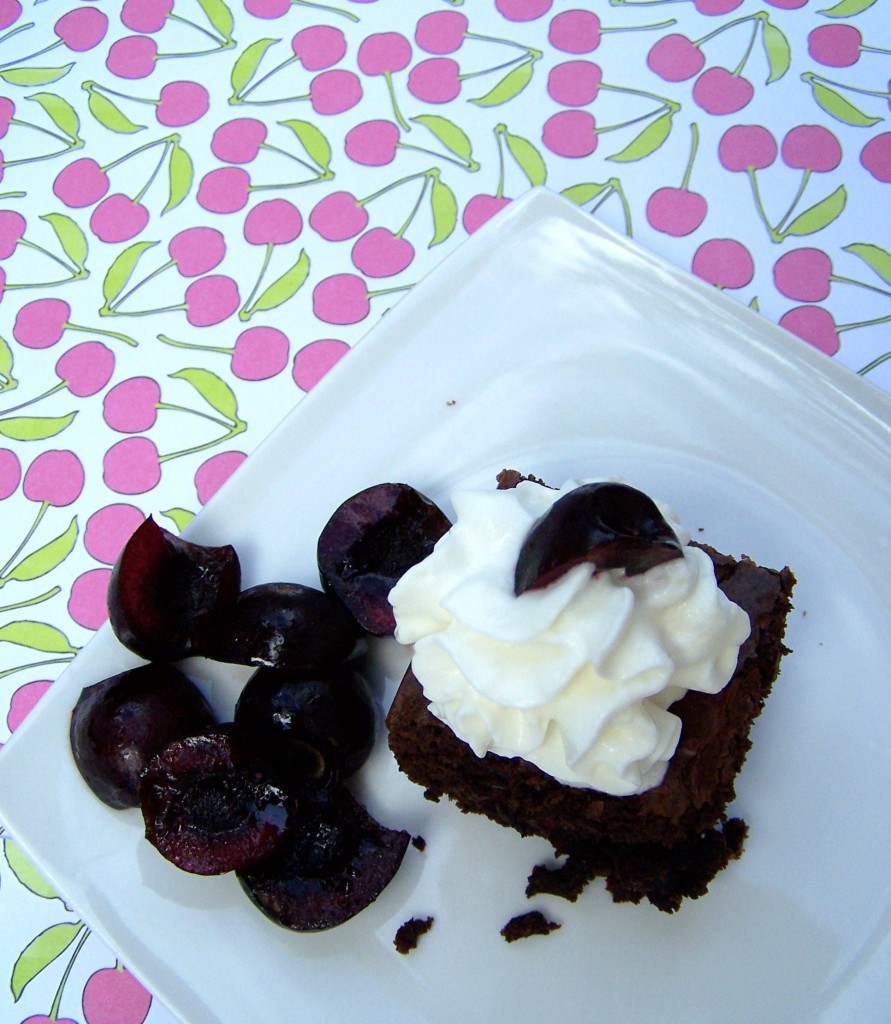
{"left": 2, "top": 188, "right": 891, "bottom": 1024}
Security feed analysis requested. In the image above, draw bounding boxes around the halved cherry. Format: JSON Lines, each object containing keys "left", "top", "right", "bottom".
{"left": 107, "top": 517, "right": 241, "bottom": 662}
{"left": 514, "top": 482, "right": 683, "bottom": 595}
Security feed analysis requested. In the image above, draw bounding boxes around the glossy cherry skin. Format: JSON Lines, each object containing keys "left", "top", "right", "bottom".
{"left": 514, "top": 482, "right": 683, "bottom": 594}
{"left": 70, "top": 663, "right": 216, "bottom": 809}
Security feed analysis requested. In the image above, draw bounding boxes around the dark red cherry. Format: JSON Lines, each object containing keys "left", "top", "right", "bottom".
{"left": 234, "top": 663, "right": 378, "bottom": 780}
{"left": 108, "top": 517, "right": 241, "bottom": 661}
{"left": 205, "top": 582, "right": 361, "bottom": 671}
{"left": 238, "top": 787, "right": 410, "bottom": 931}
{"left": 514, "top": 482, "right": 683, "bottom": 595}
{"left": 139, "top": 726, "right": 290, "bottom": 876}
{"left": 317, "top": 483, "right": 451, "bottom": 635}
{"left": 70, "top": 663, "right": 217, "bottom": 809}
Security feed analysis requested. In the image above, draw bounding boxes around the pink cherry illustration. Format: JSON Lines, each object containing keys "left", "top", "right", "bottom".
{"left": 808, "top": 24, "right": 861, "bottom": 68}
{"left": 415, "top": 11, "right": 467, "bottom": 55}
{"left": 407, "top": 59, "right": 462, "bottom": 103}
{"left": 647, "top": 34, "right": 705, "bottom": 82}
{"left": 55, "top": 7, "right": 108, "bottom": 51}
{"left": 82, "top": 967, "right": 152, "bottom": 1024}
{"left": 344, "top": 120, "right": 400, "bottom": 166}
{"left": 69, "top": 568, "right": 111, "bottom": 630}
{"left": 22, "top": 1017, "right": 78, "bottom": 1024}
{"left": 122, "top": 0, "right": 173, "bottom": 33}
{"left": 103, "top": 436, "right": 161, "bottom": 494}
{"left": 309, "top": 190, "right": 369, "bottom": 240}
{"left": 197, "top": 167, "right": 252, "bottom": 212}
{"left": 0, "top": 447, "right": 21, "bottom": 499}
{"left": 0, "top": 96, "right": 14, "bottom": 137}
{"left": 53, "top": 157, "right": 110, "bottom": 208}
{"left": 542, "top": 110, "right": 597, "bottom": 157}
{"left": 646, "top": 188, "right": 707, "bottom": 236}
{"left": 765, "top": 0, "right": 808, "bottom": 6}
{"left": 309, "top": 70, "right": 363, "bottom": 114}
{"left": 291, "top": 25, "right": 347, "bottom": 70}
{"left": 861, "top": 133, "right": 891, "bottom": 183}
{"left": 103, "top": 377, "right": 161, "bottom": 432}
{"left": 718, "top": 124, "right": 778, "bottom": 171}
{"left": 773, "top": 248, "right": 832, "bottom": 302}
{"left": 90, "top": 194, "right": 150, "bottom": 243}
{"left": 694, "top": 0, "right": 744, "bottom": 11}
{"left": 55, "top": 341, "right": 115, "bottom": 396}
{"left": 231, "top": 326, "right": 290, "bottom": 380}
{"left": 157, "top": 81, "right": 209, "bottom": 126}
{"left": 693, "top": 67, "right": 754, "bottom": 115}
{"left": 7, "top": 680, "right": 52, "bottom": 733}
{"left": 292, "top": 338, "right": 349, "bottom": 391}
{"left": 312, "top": 274, "right": 370, "bottom": 324}
{"left": 211, "top": 118, "right": 267, "bottom": 163}
{"left": 195, "top": 450, "right": 247, "bottom": 505}
{"left": 168, "top": 226, "right": 226, "bottom": 276}
{"left": 84, "top": 503, "right": 145, "bottom": 564}
{"left": 0, "top": 0, "right": 22, "bottom": 32}
{"left": 351, "top": 227, "right": 414, "bottom": 277}
{"left": 0, "top": 209, "right": 25, "bottom": 258}
{"left": 548, "top": 8, "right": 600, "bottom": 53}
{"left": 184, "top": 275, "right": 240, "bottom": 326}
{"left": 779, "top": 306, "right": 840, "bottom": 355}
{"left": 357, "top": 32, "right": 412, "bottom": 76}
{"left": 244, "top": 0, "right": 289, "bottom": 15}
{"left": 781, "top": 124, "right": 841, "bottom": 173}
{"left": 497, "top": 0, "right": 553, "bottom": 22}
{"left": 547, "top": 60, "right": 602, "bottom": 106}
{"left": 23, "top": 449, "right": 84, "bottom": 506}
{"left": 462, "top": 194, "right": 511, "bottom": 233}
{"left": 692, "top": 238, "right": 754, "bottom": 289}
{"left": 13, "top": 297, "right": 70, "bottom": 349}
{"left": 106, "top": 35, "right": 158, "bottom": 79}
{"left": 243, "top": 199, "right": 303, "bottom": 245}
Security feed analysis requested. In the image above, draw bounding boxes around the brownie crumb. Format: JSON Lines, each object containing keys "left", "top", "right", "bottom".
{"left": 500, "top": 910, "right": 561, "bottom": 943}
{"left": 411, "top": 834, "right": 426, "bottom": 851}
{"left": 527, "top": 856, "right": 602, "bottom": 903}
{"left": 394, "top": 916, "right": 434, "bottom": 954}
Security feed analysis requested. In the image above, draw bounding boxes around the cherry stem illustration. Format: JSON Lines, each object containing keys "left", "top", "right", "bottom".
{"left": 168, "top": 10, "right": 229, "bottom": 46}
{"left": 831, "top": 274, "right": 891, "bottom": 299}
{"left": 47, "top": 922, "right": 90, "bottom": 1022}
{"left": 859, "top": 351, "right": 891, "bottom": 376}
{"left": 108, "top": 259, "right": 174, "bottom": 314}
{"left": 157, "top": 332, "right": 234, "bottom": 356}
{"left": 158, "top": 418, "right": 245, "bottom": 463}
{"left": 395, "top": 174, "right": 430, "bottom": 238}
{"left": 358, "top": 167, "right": 437, "bottom": 207}
{"left": 773, "top": 168, "right": 811, "bottom": 235}
{"left": 679, "top": 121, "right": 699, "bottom": 191}
{"left": 156, "top": 400, "right": 234, "bottom": 430}
{"left": 0, "top": 500, "right": 48, "bottom": 580}
{"left": 838, "top": 311, "right": 891, "bottom": 333}
{"left": 693, "top": 11, "right": 766, "bottom": 49}
{"left": 494, "top": 124, "right": 507, "bottom": 198}
{"left": 0, "top": 21, "right": 34, "bottom": 46}
{"left": 101, "top": 133, "right": 178, "bottom": 175}
{"left": 397, "top": 140, "right": 478, "bottom": 172}
{"left": 802, "top": 70, "right": 890, "bottom": 100}
{"left": 0, "top": 34, "right": 63, "bottom": 71}
{"left": 238, "top": 245, "right": 275, "bottom": 319}
{"left": 66, "top": 320, "right": 138, "bottom": 346}
{"left": 0, "top": 655, "right": 74, "bottom": 680}
{"left": 0, "top": 586, "right": 62, "bottom": 613}
{"left": 384, "top": 71, "right": 410, "bottom": 132}
{"left": 0, "top": 380, "right": 66, "bottom": 416}
{"left": 459, "top": 49, "right": 538, "bottom": 83}
{"left": 600, "top": 18, "right": 677, "bottom": 33}
{"left": 732, "top": 19, "right": 759, "bottom": 78}
{"left": 293, "top": 0, "right": 359, "bottom": 21}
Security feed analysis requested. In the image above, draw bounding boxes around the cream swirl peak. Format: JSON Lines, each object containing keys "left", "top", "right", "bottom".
{"left": 388, "top": 478, "right": 751, "bottom": 797}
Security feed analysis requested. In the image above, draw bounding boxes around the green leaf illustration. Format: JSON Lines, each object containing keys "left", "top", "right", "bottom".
{"left": 198, "top": 0, "right": 235, "bottom": 42}
{"left": 163, "top": 140, "right": 193, "bottom": 214}
{"left": 0, "top": 335, "right": 17, "bottom": 391}
{"left": 11, "top": 922, "right": 83, "bottom": 1001}
{"left": 843, "top": 242, "right": 891, "bottom": 285}
{"left": 470, "top": 58, "right": 535, "bottom": 107}
{"left": 245, "top": 249, "right": 310, "bottom": 318}
{"left": 429, "top": 175, "right": 457, "bottom": 246}
{"left": 561, "top": 182, "right": 612, "bottom": 205}
{"left": 86, "top": 88, "right": 145, "bottom": 134}
{"left": 0, "top": 621, "right": 79, "bottom": 654}
{"left": 503, "top": 128, "right": 547, "bottom": 187}
{"left": 807, "top": 78, "right": 881, "bottom": 127}
{"left": 3, "top": 840, "right": 58, "bottom": 901}
{"left": 26, "top": 91, "right": 81, "bottom": 141}
{"left": 761, "top": 20, "right": 791, "bottom": 84}
{"left": 819, "top": 0, "right": 876, "bottom": 15}
{"left": 41, "top": 213, "right": 88, "bottom": 270}
{"left": 0, "top": 64, "right": 73, "bottom": 87}
{"left": 102, "top": 240, "right": 158, "bottom": 306}
{"left": 170, "top": 367, "right": 240, "bottom": 423}
{"left": 0, "top": 412, "right": 77, "bottom": 441}
{"left": 782, "top": 184, "right": 847, "bottom": 237}
{"left": 230, "top": 37, "right": 277, "bottom": 98}
{"left": 411, "top": 115, "right": 477, "bottom": 168}
{"left": 608, "top": 111, "right": 673, "bottom": 163}
{"left": 279, "top": 118, "right": 332, "bottom": 174}
{"left": 160, "top": 507, "right": 195, "bottom": 532}
{"left": 3, "top": 517, "right": 77, "bottom": 583}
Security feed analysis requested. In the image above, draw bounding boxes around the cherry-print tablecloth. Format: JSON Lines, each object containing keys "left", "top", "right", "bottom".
{"left": 0, "top": 0, "right": 888, "bottom": 1021}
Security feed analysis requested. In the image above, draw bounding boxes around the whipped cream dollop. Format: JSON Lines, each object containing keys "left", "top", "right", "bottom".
{"left": 389, "top": 478, "right": 751, "bottom": 797}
